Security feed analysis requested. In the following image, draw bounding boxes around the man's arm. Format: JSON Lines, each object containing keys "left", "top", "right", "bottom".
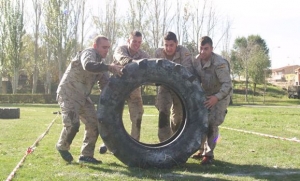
{"left": 81, "top": 49, "right": 123, "bottom": 76}
{"left": 81, "top": 49, "right": 109, "bottom": 72}
{"left": 214, "top": 59, "right": 232, "bottom": 100}
{"left": 113, "top": 46, "right": 133, "bottom": 66}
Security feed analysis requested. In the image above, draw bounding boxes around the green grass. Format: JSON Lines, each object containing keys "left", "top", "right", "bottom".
{"left": 1, "top": 104, "right": 300, "bottom": 181}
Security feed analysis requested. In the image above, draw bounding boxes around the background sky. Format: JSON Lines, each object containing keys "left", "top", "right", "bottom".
{"left": 87, "top": 0, "right": 300, "bottom": 69}
{"left": 214, "top": 0, "right": 300, "bottom": 69}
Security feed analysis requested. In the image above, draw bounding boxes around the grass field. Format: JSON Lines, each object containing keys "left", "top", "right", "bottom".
{"left": 1, "top": 103, "right": 300, "bottom": 181}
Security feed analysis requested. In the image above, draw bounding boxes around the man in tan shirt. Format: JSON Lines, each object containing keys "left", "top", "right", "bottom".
{"left": 56, "top": 35, "right": 123, "bottom": 164}
{"left": 100, "top": 31, "right": 149, "bottom": 154}
{"left": 154, "top": 31, "right": 193, "bottom": 142}
{"left": 191, "top": 36, "right": 232, "bottom": 165}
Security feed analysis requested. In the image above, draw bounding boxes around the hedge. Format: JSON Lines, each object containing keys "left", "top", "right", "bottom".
{"left": 0, "top": 94, "right": 156, "bottom": 105}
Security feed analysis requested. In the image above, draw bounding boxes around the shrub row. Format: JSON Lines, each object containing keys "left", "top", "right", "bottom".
{"left": 0, "top": 94, "right": 157, "bottom": 105}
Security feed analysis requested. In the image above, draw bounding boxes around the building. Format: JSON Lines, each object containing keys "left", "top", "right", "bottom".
{"left": 270, "top": 65, "right": 300, "bottom": 87}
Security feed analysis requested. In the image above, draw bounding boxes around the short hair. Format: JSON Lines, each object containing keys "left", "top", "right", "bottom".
{"left": 200, "top": 36, "right": 213, "bottom": 47}
{"left": 129, "top": 30, "right": 142, "bottom": 39}
{"left": 164, "top": 31, "right": 177, "bottom": 42}
{"left": 93, "top": 35, "right": 109, "bottom": 45}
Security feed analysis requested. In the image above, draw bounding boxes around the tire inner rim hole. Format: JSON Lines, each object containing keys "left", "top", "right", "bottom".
{"left": 122, "top": 82, "right": 186, "bottom": 145}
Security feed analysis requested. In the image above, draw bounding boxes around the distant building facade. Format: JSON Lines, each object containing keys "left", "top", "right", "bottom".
{"left": 270, "top": 65, "right": 300, "bottom": 87}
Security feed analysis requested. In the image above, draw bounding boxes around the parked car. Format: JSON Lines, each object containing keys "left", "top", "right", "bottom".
{"left": 287, "top": 86, "right": 300, "bottom": 99}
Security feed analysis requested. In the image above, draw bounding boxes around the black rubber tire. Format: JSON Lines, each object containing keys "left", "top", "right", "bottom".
{"left": 0, "top": 108, "right": 20, "bottom": 119}
{"left": 97, "top": 59, "right": 207, "bottom": 168}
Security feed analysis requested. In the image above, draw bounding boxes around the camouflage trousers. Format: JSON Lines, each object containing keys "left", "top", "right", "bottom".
{"left": 199, "top": 95, "right": 231, "bottom": 157}
{"left": 127, "top": 87, "right": 144, "bottom": 141}
{"left": 56, "top": 93, "right": 99, "bottom": 157}
{"left": 156, "top": 86, "right": 183, "bottom": 142}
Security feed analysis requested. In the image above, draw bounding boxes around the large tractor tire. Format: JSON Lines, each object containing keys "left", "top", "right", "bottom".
{"left": 0, "top": 108, "right": 20, "bottom": 119}
{"left": 97, "top": 59, "right": 207, "bottom": 168}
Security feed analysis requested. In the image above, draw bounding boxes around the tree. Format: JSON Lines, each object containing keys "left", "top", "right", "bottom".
{"left": 233, "top": 37, "right": 251, "bottom": 101}
{"left": 78, "top": 0, "right": 88, "bottom": 50}
{"left": 186, "top": 0, "right": 207, "bottom": 52}
{"left": 124, "top": 0, "right": 155, "bottom": 55}
{"left": 1, "top": 0, "right": 234, "bottom": 95}
{"left": 4, "top": 0, "right": 25, "bottom": 94}
{"left": 44, "top": 0, "right": 82, "bottom": 81}
{"left": 247, "top": 35, "right": 270, "bottom": 95}
{"left": 143, "top": 0, "right": 174, "bottom": 50}
{"left": 31, "top": 0, "right": 42, "bottom": 93}
{"left": 0, "top": 0, "right": 8, "bottom": 94}
{"left": 233, "top": 35, "right": 270, "bottom": 99}
{"left": 92, "top": 0, "right": 123, "bottom": 63}
{"left": 229, "top": 50, "right": 243, "bottom": 81}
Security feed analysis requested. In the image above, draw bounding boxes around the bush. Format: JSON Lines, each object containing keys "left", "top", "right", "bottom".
{"left": 0, "top": 94, "right": 56, "bottom": 104}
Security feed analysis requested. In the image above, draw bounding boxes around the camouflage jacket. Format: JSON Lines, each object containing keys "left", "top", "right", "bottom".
{"left": 57, "top": 48, "right": 108, "bottom": 100}
{"left": 154, "top": 45, "right": 193, "bottom": 73}
{"left": 113, "top": 45, "right": 150, "bottom": 65}
{"left": 192, "top": 53, "right": 232, "bottom": 100}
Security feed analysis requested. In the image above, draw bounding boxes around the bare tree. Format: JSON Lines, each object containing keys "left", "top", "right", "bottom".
{"left": 175, "top": 0, "right": 182, "bottom": 43}
{"left": 127, "top": 0, "right": 137, "bottom": 30}
{"left": 31, "top": 0, "right": 42, "bottom": 94}
{"left": 79, "top": 0, "right": 88, "bottom": 50}
{"left": 92, "top": 0, "right": 123, "bottom": 63}
{"left": 124, "top": 0, "right": 154, "bottom": 55}
{"left": 190, "top": 0, "right": 207, "bottom": 51}
{"left": 43, "top": 31, "right": 53, "bottom": 94}
{"left": 206, "top": 0, "right": 217, "bottom": 37}
{"left": 0, "top": 0, "right": 8, "bottom": 94}
{"left": 144, "top": 0, "right": 174, "bottom": 49}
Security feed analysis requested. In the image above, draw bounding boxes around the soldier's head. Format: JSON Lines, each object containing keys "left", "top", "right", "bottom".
{"left": 163, "top": 31, "right": 178, "bottom": 56}
{"left": 93, "top": 35, "right": 110, "bottom": 58}
{"left": 128, "top": 31, "right": 143, "bottom": 54}
{"left": 199, "top": 36, "right": 213, "bottom": 61}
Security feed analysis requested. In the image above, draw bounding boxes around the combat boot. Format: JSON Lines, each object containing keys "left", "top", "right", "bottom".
{"left": 99, "top": 143, "right": 107, "bottom": 154}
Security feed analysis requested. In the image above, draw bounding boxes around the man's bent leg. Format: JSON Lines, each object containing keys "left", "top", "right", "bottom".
{"left": 79, "top": 99, "right": 99, "bottom": 158}
{"left": 205, "top": 97, "right": 230, "bottom": 157}
{"left": 56, "top": 95, "right": 81, "bottom": 162}
{"left": 157, "top": 86, "right": 172, "bottom": 142}
{"left": 56, "top": 95, "right": 81, "bottom": 151}
{"left": 170, "top": 92, "right": 183, "bottom": 134}
{"left": 127, "top": 87, "right": 144, "bottom": 141}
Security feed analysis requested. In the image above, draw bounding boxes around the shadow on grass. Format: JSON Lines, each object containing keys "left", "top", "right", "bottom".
{"left": 78, "top": 160, "right": 300, "bottom": 181}
{"left": 74, "top": 161, "right": 228, "bottom": 181}
{"left": 182, "top": 160, "right": 300, "bottom": 181}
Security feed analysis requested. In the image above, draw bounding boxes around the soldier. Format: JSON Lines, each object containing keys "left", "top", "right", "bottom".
{"left": 99, "top": 31, "right": 149, "bottom": 153}
{"left": 154, "top": 31, "right": 193, "bottom": 142}
{"left": 114, "top": 30, "right": 150, "bottom": 140}
{"left": 191, "top": 36, "right": 232, "bottom": 165}
{"left": 56, "top": 35, "right": 123, "bottom": 164}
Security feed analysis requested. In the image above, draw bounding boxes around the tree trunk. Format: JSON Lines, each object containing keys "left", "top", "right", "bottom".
{"left": 32, "top": 65, "right": 38, "bottom": 93}
{"left": 0, "top": 71, "right": 2, "bottom": 94}
{"left": 253, "top": 83, "right": 256, "bottom": 96}
{"left": 45, "top": 70, "right": 51, "bottom": 94}
{"left": 12, "top": 67, "right": 19, "bottom": 94}
{"left": 45, "top": 49, "right": 51, "bottom": 94}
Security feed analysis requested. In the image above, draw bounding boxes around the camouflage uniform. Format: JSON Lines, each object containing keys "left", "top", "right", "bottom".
{"left": 56, "top": 48, "right": 109, "bottom": 157}
{"left": 192, "top": 52, "right": 232, "bottom": 157}
{"left": 154, "top": 45, "right": 193, "bottom": 142}
{"left": 113, "top": 45, "right": 150, "bottom": 141}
